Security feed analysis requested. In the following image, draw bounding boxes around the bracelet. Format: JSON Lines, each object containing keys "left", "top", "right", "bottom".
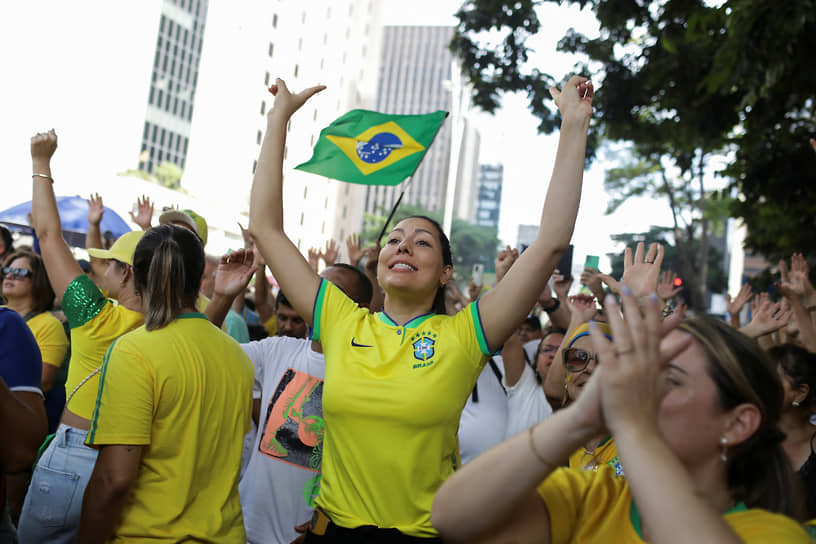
{"left": 528, "top": 426, "right": 552, "bottom": 465}
{"left": 543, "top": 298, "right": 560, "bottom": 313}
{"left": 32, "top": 173, "right": 53, "bottom": 182}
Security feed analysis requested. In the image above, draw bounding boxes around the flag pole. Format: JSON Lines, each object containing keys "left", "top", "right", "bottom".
{"left": 376, "top": 181, "right": 410, "bottom": 244}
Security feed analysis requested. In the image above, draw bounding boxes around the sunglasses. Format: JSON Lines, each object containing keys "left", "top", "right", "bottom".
{"left": 2, "top": 267, "right": 33, "bottom": 280}
{"left": 563, "top": 348, "right": 600, "bottom": 373}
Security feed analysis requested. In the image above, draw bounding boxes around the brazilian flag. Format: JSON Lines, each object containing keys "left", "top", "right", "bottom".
{"left": 295, "top": 109, "right": 448, "bottom": 186}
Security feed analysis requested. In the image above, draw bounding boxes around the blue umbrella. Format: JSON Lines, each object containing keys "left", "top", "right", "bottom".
{"left": 0, "top": 195, "right": 131, "bottom": 248}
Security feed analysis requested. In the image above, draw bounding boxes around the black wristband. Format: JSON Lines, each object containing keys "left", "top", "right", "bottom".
{"left": 543, "top": 298, "right": 560, "bottom": 313}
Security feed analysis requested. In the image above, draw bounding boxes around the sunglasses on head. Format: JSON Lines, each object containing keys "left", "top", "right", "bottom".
{"left": 563, "top": 348, "right": 600, "bottom": 373}
{"left": 2, "top": 267, "right": 32, "bottom": 280}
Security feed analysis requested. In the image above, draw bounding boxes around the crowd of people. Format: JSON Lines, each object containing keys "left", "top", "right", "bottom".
{"left": 1, "top": 75, "right": 816, "bottom": 543}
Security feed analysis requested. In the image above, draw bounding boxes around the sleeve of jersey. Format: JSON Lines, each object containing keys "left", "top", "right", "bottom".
{"left": 86, "top": 338, "right": 154, "bottom": 446}
{"left": 36, "top": 317, "right": 69, "bottom": 367}
{"left": 536, "top": 467, "right": 596, "bottom": 544}
{"left": 446, "top": 300, "right": 494, "bottom": 369}
{"left": 62, "top": 274, "right": 108, "bottom": 329}
{"left": 0, "top": 309, "right": 43, "bottom": 394}
{"left": 311, "top": 279, "right": 364, "bottom": 346}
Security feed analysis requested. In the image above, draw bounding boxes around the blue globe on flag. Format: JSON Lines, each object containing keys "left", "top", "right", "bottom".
{"left": 356, "top": 132, "right": 403, "bottom": 164}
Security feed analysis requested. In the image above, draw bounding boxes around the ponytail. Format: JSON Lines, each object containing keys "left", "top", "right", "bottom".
{"left": 133, "top": 225, "right": 204, "bottom": 331}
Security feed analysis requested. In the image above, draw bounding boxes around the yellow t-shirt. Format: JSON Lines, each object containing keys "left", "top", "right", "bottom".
{"left": 86, "top": 313, "right": 254, "bottom": 543}
{"left": 568, "top": 436, "right": 623, "bottom": 476}
{"left": 62, "top": 275, "right": 143, "bottom": 419}
{"left": 25, "top": 311, "right": 68, "bottom": 368}
{"left": 263, "top": 314, "right": 277, "bottom": 337}
{"left": 312, "top": 279, "right": 491, "bottom": 537}
{"left": 538, "top": 466, "right": 810, "bottom": 543}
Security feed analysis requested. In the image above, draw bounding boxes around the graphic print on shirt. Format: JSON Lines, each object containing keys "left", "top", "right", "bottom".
{"left": 260, "top": 368, "right": 324, "bottom": 479}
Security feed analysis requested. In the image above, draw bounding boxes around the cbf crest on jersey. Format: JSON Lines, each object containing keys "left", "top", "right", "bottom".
{"left": 411, "top": 332, "right": 438, "bottom": 369}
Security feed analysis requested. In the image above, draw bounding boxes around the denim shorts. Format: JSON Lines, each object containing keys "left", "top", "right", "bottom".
{"left": 17, "top": 424, "right": 98, "bottom": 544}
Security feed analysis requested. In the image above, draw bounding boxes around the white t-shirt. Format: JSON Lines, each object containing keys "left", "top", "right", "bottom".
{"left": 503, "top": 362, "right": 553, "bottom": 439}
{"left": 239, "top": 336, "right": 326, "bottom": 544}
{"left": 458, "top": 358, "right": 508, "bottom": 465}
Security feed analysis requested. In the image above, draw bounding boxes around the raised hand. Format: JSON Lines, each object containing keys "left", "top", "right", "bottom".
{"left": 467, "top": 278, "right": 481, "bottom": 302}
{"left": 129, "top": 195, "right": 154, "bottom": 231}
{"left": 362, "top": 244, "right": 380, "bottom": 277}
{"left": 726, "top": 283, "right": 753, "bottom": 317}
{"left": 600, "top": 242, "right": 664, "bottom": 298}
{"left": 307, "top": 247, "right": 320, "bottom": 273}
{"left": 268, "top": 79, "right": 326, "bottom": 120}
{"left": 656, "top": 270, "right": 682, "bottom": 301}
{"left": 580, "top": 267, "right": 605, "bottom": 298}
{"left": 495, "top": 245, "right": 519, "bottom": 284}
{"left": 549, "top": 75, "right": 594, "bottom": 123}
{"left": 566, "top": 294, "right": 597, "bottom": 325}
{"left": 552, "top": 271, "right": 573, "bottom": 301}
{"left": 741, "top": 293, "right": 792, "bottom": 338}
{"left": 346, "top": 233, "right": 364, "bottom": 266}
{"left": 320, "top": 239, "right": 338, "bottom": 266}
{"left": 87, "top": 193, "right": 105, "bottom": 226}
{"left": 213, "top": 249, "right": 256, "bottom": 299}
{"left": 31, "top": 129, "right": 58, "bottom": 162}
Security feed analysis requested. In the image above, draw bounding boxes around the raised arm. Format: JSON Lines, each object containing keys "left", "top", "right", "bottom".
{"left": 248, "top": 80, "right": 325, "bottom": 325}
{"left": 477, "top": 76, "right": 592, "bottom": 352}
{"left": 30, "top": 130, "right": 84, "bottom": 299}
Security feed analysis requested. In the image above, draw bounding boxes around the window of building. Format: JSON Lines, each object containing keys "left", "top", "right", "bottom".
{"left": 260, "top": 100, "right": 266, "bottom": 115}
{"left": 272, "top": 13, "right": 278, "bottom": 28}
{"left": 256, "top": 130, "right": 262, "bottom": 145}
{"left": 264, "top": 72, "right": 270, "bottom": 86}
{"left": 294, "top": 64, "right": 299, "bottom": 77}
{"left": 268, "top": 42, "right": 274, "bottom": 57}
{"left": 142, "top": 122, "right": 150, "bottom": 140}
{"left": 303, "top": 186, "right": 308, "bottom": 199}
{"left": 160, "top": 128, "right": 166, "bottom": 146}
{"left": 151, "top": 125, "right": 158, "bottom": 143}
{"left": 252, "top": 160, "right": 257, "bottom": 174}
{"left": 149, "top": 86, "right": 155, "bottom": 104}
{"left": 301, "top": 11, "right": 306, "bottom": 23}
{"left": 300, "top": 212, "right": 304, "bottom": 225}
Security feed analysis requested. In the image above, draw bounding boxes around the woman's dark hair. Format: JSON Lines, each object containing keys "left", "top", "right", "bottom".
{"left": 402, "top": 215, "right": 452, "bottom": 315}
{"left": 768, "top": 344, "right": 816, "bottom": 412}
{"left": 328, "top": 263, "right": 374, "bottom": 306}
{"left": 2, "top": 250, "right": 55, "bottom": 314}
{"left": 132, "top": 225, "right": 203, "bottom": 331}
{"left": 0, "top": 225, "right": 13, "bottom": 258}
{"left": 678, "top": 316, "right": 804, "bottom": 519}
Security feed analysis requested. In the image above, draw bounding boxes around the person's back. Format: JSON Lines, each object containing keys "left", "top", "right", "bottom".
{"left": 87, "top": 314, "right": 253, "bottom": 541}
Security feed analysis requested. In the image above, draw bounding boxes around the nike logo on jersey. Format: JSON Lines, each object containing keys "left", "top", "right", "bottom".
{"left": 351, "top": 337, "right": 373, "bottom": 348}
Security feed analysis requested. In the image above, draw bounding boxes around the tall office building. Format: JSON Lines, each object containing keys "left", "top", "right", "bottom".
{"left": 365, "top": 26, "right": 459, "bottom": 218}
{"left": 183, "top": 0, "right": 382, "bottom": 254}
{"left": 138, "top": 0, "right": 210, "bottom": 175}
{"left": 475, "top": 164, "right": 503, "bottom": 232}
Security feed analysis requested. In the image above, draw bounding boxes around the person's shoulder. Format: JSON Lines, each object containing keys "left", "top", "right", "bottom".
{"left": 727, "top": 509, "right": 811, "bottom": 541}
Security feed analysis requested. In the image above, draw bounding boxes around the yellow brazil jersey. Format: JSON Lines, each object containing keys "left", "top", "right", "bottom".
{"left": 312, "top": 279, "right": 492, "bottom": 537}
{"left": 26, "top": 311, "right": 68, "bottom": 368}
{"left": 538, "top": 466, "right": 810, "bottom": 543}
{"left": 61, "top": 275, "right": 143, "bottom": 419}
{"left": 568, "top": 436, "right": 623, "bottom": 477}
{"left": 86, "top": 313, "right": 254, "bottom": 543}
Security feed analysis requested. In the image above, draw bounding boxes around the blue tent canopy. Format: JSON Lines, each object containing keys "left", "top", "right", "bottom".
{"left": 0, "top": 195, "right": 131, "bottom": 248}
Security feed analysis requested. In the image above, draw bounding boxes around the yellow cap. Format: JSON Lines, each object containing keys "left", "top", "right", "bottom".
{"left": 182, "top": 209, "right": 207, "bottom": 248}
{"left": 87, "top": 230, "right": 144, "bottom": 265}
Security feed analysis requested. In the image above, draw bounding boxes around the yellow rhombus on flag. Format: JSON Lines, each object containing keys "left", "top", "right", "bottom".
{"left": 295, "top": 109, "right": 448, "bottom": 186}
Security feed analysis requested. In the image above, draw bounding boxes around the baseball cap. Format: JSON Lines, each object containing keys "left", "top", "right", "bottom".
{"left": 87, "top": 230, "right": 144, "bottom": 266}
{"left": 158, "top": 208, "right": 208, "bottom": 247}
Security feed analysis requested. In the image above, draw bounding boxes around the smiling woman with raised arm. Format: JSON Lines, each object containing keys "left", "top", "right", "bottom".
{"left": 432, "top": 290, "right": 809, "bottom": 543}
{"left": 248, "top": 75, "right": 592, "bottom": 541}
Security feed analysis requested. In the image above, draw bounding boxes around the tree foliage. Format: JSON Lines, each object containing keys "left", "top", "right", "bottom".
{"left": 361, "top": 203, "right": 500, "bottom": 280}
{"left": 452, "top": 0, "right": 816, "bottom": 271}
